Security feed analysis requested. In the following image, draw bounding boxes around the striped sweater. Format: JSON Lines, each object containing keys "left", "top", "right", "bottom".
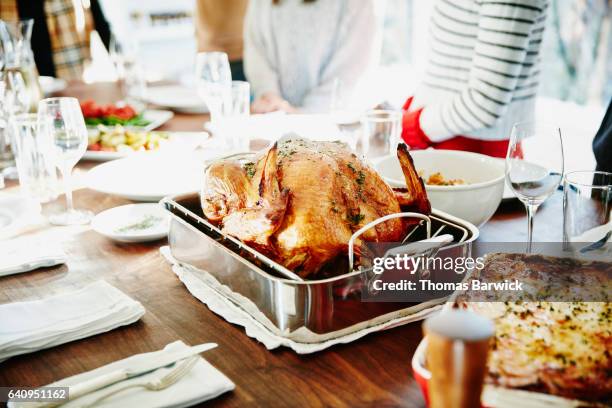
{"left": 409, "top": 0, "right": 549, "bottom": 141}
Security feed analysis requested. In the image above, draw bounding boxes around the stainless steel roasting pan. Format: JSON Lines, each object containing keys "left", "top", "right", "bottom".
{"left": 161, "top": 191, "right": 479, "bottom": 343}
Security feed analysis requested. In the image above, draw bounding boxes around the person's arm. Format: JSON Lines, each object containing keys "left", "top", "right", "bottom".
{"left": 243, "top": 0, "right": 281, "bottom": 99}
{"left": 404, "top": 0, "right": 547, "bottom": 146}
{"left": 299, "top": 0, "right": 378, "bottom": 112}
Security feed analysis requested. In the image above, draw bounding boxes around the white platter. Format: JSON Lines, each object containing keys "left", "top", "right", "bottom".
{"left": 92, "top": 203, "right": 169, "bottom": 243}
{"left": 143, "top": 85, "right": 208, "bottom": 114}
{"left": 82, "top": 131, "right": 209, "bottom": 162}
{"left": 86, "top": 153, "right": 204, "bottom": 202}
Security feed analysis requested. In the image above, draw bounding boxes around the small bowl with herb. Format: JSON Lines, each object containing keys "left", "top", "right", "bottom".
{"left": 91, "top": 203, "right": 169, "bottom": 243}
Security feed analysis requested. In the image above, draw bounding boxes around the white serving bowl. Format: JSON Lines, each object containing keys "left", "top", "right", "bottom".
{"left": 375, "top": 149, "right": 505, "bottom": 227}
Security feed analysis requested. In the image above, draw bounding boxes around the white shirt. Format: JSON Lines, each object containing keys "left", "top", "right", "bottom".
{"left": 411, "top": 0, "right": 549, "bottom": 141}
{"left": 244, "top": 0, "right": 378, "bottom": 112}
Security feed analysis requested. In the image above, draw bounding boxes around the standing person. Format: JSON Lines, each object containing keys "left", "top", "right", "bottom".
{"left": 0, "top": 0, "right": 111, "bottom": 80}
{"left": 244, "top": 0, "right": 378, "bottom": 113}
{"left": 593, "top": 98, "right": 612, "bottom": 173}
{"left": 194, "top": 0, "right": 248, "bottom": 82}
{"left": 402, "top": 0, "right": 549, "bottom": 158}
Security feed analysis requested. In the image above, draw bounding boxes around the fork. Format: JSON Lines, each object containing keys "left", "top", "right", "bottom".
{"left": 76, "top": 356, "right": 199, "bottom": 408}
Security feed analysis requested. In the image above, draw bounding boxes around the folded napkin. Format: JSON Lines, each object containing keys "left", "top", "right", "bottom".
{"left": 161, "top": 247, "right": 441, "bottom": 354}
{"left": 0, "top": 280, "right": 145, "bottom": 361}
{"left": 0, "top": 238, "right": 66, "bottom": 277}
{"left": 9, "top": 341, "right": 235, "bottom": 408}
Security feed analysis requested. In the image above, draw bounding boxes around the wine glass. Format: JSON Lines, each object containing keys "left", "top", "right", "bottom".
{"left": 109, "top": 34, "right": 145, "bottom": 104}
{"left": 38, "top": 97, "right": 93, "bottom": 225}
{"left": 506, "top": 121, "right": 564, "bottom": 252}
{"left": 194, "top": 52, "right": 232, "bottom": 124}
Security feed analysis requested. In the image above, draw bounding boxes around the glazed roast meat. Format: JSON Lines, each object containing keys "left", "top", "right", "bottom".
{"left": 201, "top": 137, "right": 430, "bottom": 277}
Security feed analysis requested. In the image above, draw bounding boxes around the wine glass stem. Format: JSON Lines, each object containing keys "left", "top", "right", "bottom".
{"left": 525, "top": 202, "right": 539, "bottom": 253}
{"left": 61, "top": 165, "right": 74, "bottom": 212}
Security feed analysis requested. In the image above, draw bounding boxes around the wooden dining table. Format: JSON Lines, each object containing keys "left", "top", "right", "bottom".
{"left": 0, "top": 81, "right": 566, "bottom": 407}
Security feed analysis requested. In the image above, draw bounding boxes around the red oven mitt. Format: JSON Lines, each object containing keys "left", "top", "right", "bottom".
{"left": 401, "top": 97, "right": 432, "bottom": 150}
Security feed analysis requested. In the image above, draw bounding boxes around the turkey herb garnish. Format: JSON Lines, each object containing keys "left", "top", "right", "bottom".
{"left": 347, "top": 212, "right": 365, "bottom": 225}
{"left": 244, "top": 162, "right": 256, "bottom": 178}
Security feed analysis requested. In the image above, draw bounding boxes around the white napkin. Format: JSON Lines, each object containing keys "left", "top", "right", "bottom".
{"left": 9, "top": 341, "right": 234, "bottom": 408}
{"left": 0, "top": 238, "right": 67, "bottom": 277}
{"left": 0, "top": 280, "right": 145, "bottom": 361}
{"left": 160, "top": 247, "right": 441, "bottom": 354}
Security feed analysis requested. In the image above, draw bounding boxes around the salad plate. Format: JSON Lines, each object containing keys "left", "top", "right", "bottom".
{"left": 83, "top": 131, "right": 209, "bottom": 161}
{"left": 91, "top": 204, "right": 169, "bottom": 243}
{"left": 80, "top": 100, "right": 173, "bottom": 131}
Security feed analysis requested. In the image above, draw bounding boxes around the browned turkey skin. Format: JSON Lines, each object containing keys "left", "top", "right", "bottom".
{"left": 201, "top": 137, "right": 430, "bottom": 278}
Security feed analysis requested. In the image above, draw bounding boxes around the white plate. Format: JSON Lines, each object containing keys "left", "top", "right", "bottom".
{"left": 91, "top": 204, "right": 169, "bottom": 243}
{"left": 143, "top": 85, "right": 208, "bottom": 114}
{"left": 82, "top": 131, "right": 209, "bottom": 162}
{"left": 86, "top": 153, "right": 204, "bottom": 201}
{"left": 39, "top": 76, "right": 67, "bottom": 95}
{"left": 85, "top": 109, "right": 174, "bottom": 133}
{"left": 0, "top": 193, "right": 41, "bottom": 240}
{"left": 138, "top": 109, "right": 174, "bottom": 131}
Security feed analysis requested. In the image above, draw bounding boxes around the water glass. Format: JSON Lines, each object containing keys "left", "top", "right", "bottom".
{"left": 218, "top": 81, "right": 250, "bottom": 152}
{"left": 0, "top": 82, "right": 15, "bottom": 171}
{"left": 360, "top": 110, "right": 402, "bottom": 159}
{"left": 195, "top": 52, "right": 232, "bottom": 124}
{"left": 506, "top": 122, "right": 564, "bottom": 253}
{"left": 109, "top": 35, "right": 146, "bottom": 104}
{"left": 10, "top": 113, "right": 58, "bottom": 202}
{"left": 226, "top": 81, "right": 250, "bottom": 117}
{"left": 38, "top": 97, "right": 93, "bottom": 225}
{"left": 563, "top": 171, "right": 611, "bottom": 251}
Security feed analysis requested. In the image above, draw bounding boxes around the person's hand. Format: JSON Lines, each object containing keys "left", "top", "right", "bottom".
{"left": 251, "top": 92, "right": 297, "bottom": 114}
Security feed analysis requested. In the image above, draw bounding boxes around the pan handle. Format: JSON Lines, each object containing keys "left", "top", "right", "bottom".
{"left": 348, "top": 212, "right": 432, "bottom": 271}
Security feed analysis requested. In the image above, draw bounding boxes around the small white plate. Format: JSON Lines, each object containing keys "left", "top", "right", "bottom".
{"left": 91, "top": 204, "right": 169, "bottom": 242}
{"left": 143, "top": 85, "right": 208, "bottom": 114}
{"left": 82, "top": 131, "right": 209, "bottom": 162}
{"left": 39, "top": 76, "right": 67, "bottom": 95}
{"left": 0, "top": 194, "right": 42, "bottom": 240}
{"left": 86, "top": 153, "right": 204, "bottom": 201}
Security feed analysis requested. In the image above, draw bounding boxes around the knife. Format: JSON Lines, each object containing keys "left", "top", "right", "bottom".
{"left": 31, "top": 343, "right": 217, "bottom": 407}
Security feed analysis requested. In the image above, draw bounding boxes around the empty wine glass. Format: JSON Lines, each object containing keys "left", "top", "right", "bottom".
{"left": 506, "top": 121, "right": 564, "bottom": 252}
{"left": 109, "top": 34, "right": 145, "bottom": 104}
{"left": 194, "top": 52, "right": 232, "bottom": 124}
{"left": 38, "top": 97, "right": 93, "bottom": 225}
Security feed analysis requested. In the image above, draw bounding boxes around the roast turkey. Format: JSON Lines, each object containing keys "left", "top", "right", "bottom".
{"left": 201, "top": 137, "right": 430, "bottom": 277}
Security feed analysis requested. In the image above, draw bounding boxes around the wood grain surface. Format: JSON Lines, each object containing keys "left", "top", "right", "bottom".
{"left": 0, "top": 82, "right": 565, "bottom": 407}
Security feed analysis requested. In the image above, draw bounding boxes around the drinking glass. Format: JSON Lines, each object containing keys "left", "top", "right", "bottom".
{"left": 109, "top": 35, "right": 146, "bottom": 104}
{"left": 218, "top": 81, "right": 250, "bottom": 152}
{"left": 563, "top": 171, "right": 611, "bottom": 251}
{"left": 10, "top": 113, "right": 58, "bottom": 202}
{"left": 195, "top": 52, "right": 232, "bottom": 124}
{"left": 360, "top": 110, "right": 402, "bottom": 159}
{"left": 226, "top": 81, "right": 250, "bottom": 117}
{"left": 330, "top": 78, "right": 361, "bottom": 149}
{"left": 506, "top": 122, "right": 564, "bottom": 252}
{"left": 38, "top": 97, "right": 93, "bottom": 225}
